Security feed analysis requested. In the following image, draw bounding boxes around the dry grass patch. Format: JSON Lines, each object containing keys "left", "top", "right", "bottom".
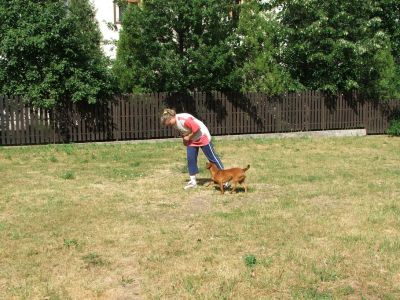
{"left": 0, "top": 136, "right": 399, "bottom": 299}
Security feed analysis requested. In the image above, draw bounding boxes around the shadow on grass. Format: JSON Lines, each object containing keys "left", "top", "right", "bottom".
{"left": 196, "top": 179, "right": 250, "bottom": 194}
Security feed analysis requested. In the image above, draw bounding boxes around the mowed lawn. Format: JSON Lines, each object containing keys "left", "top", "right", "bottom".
{"left": 0, "top": 136, "right": 399, "bottom": 299}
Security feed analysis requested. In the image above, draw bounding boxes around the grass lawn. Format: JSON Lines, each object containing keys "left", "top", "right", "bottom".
{"left": 0, "top": 135, "right": 399, "bottom": 299}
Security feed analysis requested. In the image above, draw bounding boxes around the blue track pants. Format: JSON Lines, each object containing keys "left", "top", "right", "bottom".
{"left": 187, "top": 143, "right": 224, "bottom": 175}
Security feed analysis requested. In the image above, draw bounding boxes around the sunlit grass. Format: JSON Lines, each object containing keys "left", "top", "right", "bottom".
{"left": 0, "top": 136, "right": 399, "bottom": 299}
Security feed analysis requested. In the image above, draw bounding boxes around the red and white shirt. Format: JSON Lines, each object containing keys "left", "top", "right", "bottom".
{"left": 174, "top": 113, "right": 211, "bottom": 147}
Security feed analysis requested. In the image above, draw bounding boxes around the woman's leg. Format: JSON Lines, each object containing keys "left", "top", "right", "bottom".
{"left": 187, "top": 146, "right": 199, "bottom": 176}
{"left": 185, "top": 146, "right": 199, "bottom": 189}
{"left": 201, "top": 143, "right": 224, "bottom": 170}
{"left": 202, "top": 143, "right": 230, "bottom": 189}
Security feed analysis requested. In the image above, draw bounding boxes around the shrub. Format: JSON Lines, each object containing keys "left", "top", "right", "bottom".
{"left": 61, "top": 170, "right": 75, "bottom": 180}
{"left": 387, "top": 119, "right": 400, "bottom": 136}
{"left": 244, "top": 254, "right": 257, "bottom": 268}
{"left": 387, "top": 109, "right": 400, "bottom": 136}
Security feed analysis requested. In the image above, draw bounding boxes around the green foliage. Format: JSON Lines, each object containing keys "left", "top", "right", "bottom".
{"left": 363, "top": 47, "right": 400, "bottom": 100}
{"left": 387, "top": 109, "right": 400, "bottom": 136}
{"left": 114, "top": 0, "right": 299, "bottom": 94}
{"left": 387, "top": 119, "right": 400, "bottom": 136}
{"left": 2, "top": 0, "right": 396, "bottom": 100}
{"left": 60, "top": 170, "right": 75, "bottom": 180}
{"left": 0, "top": 0, "right": 116, "bottom": 108}
{"left": 114, "top": 0, "right": 241, "bottom": 93}
{"left": 276, "top": 0, "right": 400, "bottom": 99}
{"left": 235, "top": 1, "right": 302, "bottom": 94}
{"left": 113, "top": 0, "right": 399, "bottom": 98}
{"left": 63, "top": 238, "right": 80, "bottom": 249}
{"left": 244, "top": 254, "right": 257, "bottom": 267}
{"left": 376, "top": 0, "right": 400, "bottom": 65}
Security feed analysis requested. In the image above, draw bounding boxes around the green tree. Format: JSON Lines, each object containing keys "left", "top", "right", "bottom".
{"left": 376, "top": 0, "right": 400, "bottom": 65}
{"left": 0, "top": 0, "right": 115, "bottom": 108}
{"left": 362, "top": 47, "right": 399, "bottom": 100}
{"left": 376, "top": 0, "right": 400, "bottom": 99}
{"left": 276, "top": 0, "right": 399, "bottom": 99}
{"left": 235, "top": 0, "right": 301, "bottom": 94}
{"left": 113, "top": 0, "right": 241, "bottom": 93}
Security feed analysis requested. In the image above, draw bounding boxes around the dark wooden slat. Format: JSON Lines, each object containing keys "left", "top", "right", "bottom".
{"left": 90, "top": 104, "right": 95, "bottom": 141}
{"left": 320, "top": 92, "right": 324, "bottom": 130}
{"left": 138, "top": 94, "right": 144, "bottom": 139}
{"left": 106, "top": 100, "right": 112, "bottom": 140}
{"left": 143, "top": 95, "right": 148, "bottom": 139}
{"left": 14, "top": 97, "right": 22, "bottom": 144}
{"left": 132, "top": 94, "right": 138, "bottom": 139}
{"left": 121, "top": 97, "right": 126, "bottom": 140}
{"left": 311, "top": 92, "right": 316, "bottom": 130}
{"left": 43, "top": 109, "right": 50, "bottom": 144}
{"left": 153, "top": 95, "right": 158, "bottom": 138}
{"left": 9, "top": 97, "right": 17, "bottom": 145}
{"left": 147, "top": 95, "right": 151, "bottom": 139}
{"left": 84, "top": 105, "right": 89, "bottom": 142}
{"left": 0, "top": 95, "right": 5, "bottom": 145}
{"left": 99, "top": 103, "right": 104, "bottom": 141}
{"left": 114, "top": 97, "right": 118, "bottom": 140}
{"left": 147, "top": 96, "right": 152, "bottom": 138}
{"left": 152, "top": 95, "right": 158, "bottom": 138}
{"left": 138, "top": 94, "right": 143, "bottom": 139}
{"left": 32, "top": 107, "right": 38, "bottom": 145}
{"left": 100, "top": 103, "right": 106, "bottom": 141}
{"left": 128, "top": 96, "right": 133, "bottom": 139}
{"left": 92, "top": 104, "right": 98, "bottom": 141}
{"left": 72, "top": 105, "right": 78, "bottom": 142}
{"left": 21, "top": 100, "right": 28, "bottom": 144}
{"left": 146, "top": 97, "right": 151, "bottom": 139}
{"left": 26, "top": 104, "right": 32, "bottom": 144}
{"left": 4, "top": 97, "right": 10, "bottom": 144}
{"left": 42, "top": 107, "right": 48, "bottom": 144}
{"left": 38, "top": 107, "right": 44, "bottom": 144}
{"left": 43, "top": 107, "right": 49, "bottom": 144}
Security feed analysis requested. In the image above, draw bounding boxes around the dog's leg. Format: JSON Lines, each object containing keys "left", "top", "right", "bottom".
{"left": 219, "top": 182, "right": 225, "bottom": 194}
{"left": 231, "top": 182, "right": 237, "bottom": 193}
{"left": 204, "top": 180, "right": 213, "bottom": 187}
{"left": 243, "top": 182, "right": 248, "bottom": 193}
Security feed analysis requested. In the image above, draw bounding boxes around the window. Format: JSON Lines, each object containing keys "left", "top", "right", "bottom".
{"left": 114, "top": 0, "right": 139, "bottom": 24}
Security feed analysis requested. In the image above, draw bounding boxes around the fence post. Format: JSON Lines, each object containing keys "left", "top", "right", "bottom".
{"left": 114, "top": 97, "right": 118, "bottom": 141}
{"left": 320, "top": 91, "right": 326, "bottom": 131}
{"left": 305, "top": 91, "right": 311, "bottom": 131}
{"left": 52, "top": 109, "right": 55, "bottom": 144}
{"left": 363, "top": 101, "right": 369, "bottom": 134}
{"left": 114, "top": 96, "right": 121, "bottom": 141}
{"left": 276, "top": 99, "right": 282, "bottom": 132}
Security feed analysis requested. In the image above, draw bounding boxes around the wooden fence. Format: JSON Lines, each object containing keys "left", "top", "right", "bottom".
{"left": 0, "top": 91, "right": 399, "bottom": 145}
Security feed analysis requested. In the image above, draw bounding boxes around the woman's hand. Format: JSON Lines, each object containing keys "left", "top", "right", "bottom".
{"left": 183, "top": 135, "right": 191, "bottom": 145}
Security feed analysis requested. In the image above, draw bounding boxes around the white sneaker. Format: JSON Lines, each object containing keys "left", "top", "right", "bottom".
{"left": 224, "top": 182, "right": 231, "bottom": 189}
{"left": 184, "top": 181, "right": 197, "bottom": 190}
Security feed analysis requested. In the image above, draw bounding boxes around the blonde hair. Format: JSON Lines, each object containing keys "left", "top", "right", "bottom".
{"left": 160, "top": 108, "right": 176, "bottom": 124}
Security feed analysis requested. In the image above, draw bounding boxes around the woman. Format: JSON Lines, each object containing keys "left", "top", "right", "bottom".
{"left": 160, "top": 108, "right": 225, "bottom": 190}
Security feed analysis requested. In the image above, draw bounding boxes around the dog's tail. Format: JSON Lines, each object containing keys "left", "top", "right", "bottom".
{"left": 243, "top": 164, "right": 250, "bottom": 172}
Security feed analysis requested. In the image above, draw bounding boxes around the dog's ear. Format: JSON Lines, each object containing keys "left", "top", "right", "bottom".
{"left": 206, "top": 162, "right": 211, "bottom": 169}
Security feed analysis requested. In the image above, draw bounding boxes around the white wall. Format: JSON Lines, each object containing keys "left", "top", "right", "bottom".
{"left": 91, "top": 0, "right": 121, "bottom": 59}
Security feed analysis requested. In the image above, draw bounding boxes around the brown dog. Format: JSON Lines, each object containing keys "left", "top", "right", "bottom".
{"left": 206, "top": 162, "right": 250, "bottom": 194}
